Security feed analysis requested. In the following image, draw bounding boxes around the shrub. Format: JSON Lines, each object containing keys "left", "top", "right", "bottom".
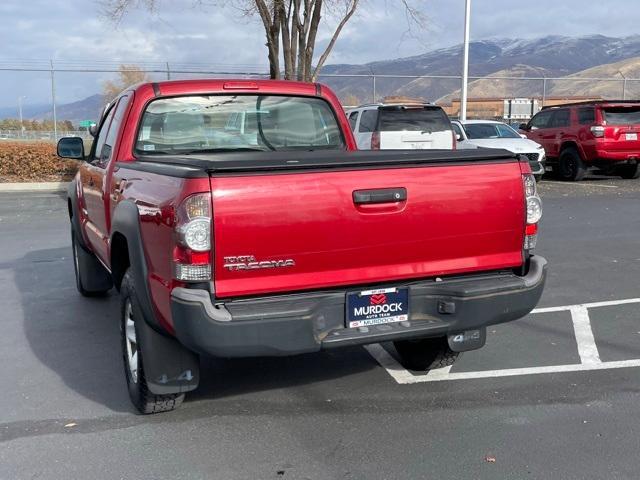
{"left": 0, "top": 141, "right": 80, "bottom": 182}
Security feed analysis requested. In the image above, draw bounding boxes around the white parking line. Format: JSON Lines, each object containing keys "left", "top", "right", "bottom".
{"left": 366, "top": 297, "right": 640, "bottom": 384}
{"left": 570, "top": 306, "right": 601, "bottom": 364}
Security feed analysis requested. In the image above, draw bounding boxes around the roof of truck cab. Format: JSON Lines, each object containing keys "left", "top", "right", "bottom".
{"left": 133, "top": 79, "right": 324, "bottom": 97}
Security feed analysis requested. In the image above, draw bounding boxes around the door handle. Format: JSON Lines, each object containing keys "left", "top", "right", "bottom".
{"left": 353, "top": 188, "right": 407, "bottom": 205}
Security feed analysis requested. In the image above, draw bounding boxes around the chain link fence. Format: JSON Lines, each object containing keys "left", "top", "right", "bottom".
{"left": 1, "top": 60, "right": 639, "bottom": 142}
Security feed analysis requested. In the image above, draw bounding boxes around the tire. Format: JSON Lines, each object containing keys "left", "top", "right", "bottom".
{"left": 619, "top": 164, "right": 640, "bottom": 180}
{"left": 558, "top": 148, "right": 587, "bottom": 181}
{"left": 120, "top": 269, "right": 185, "bottom": 414}
{"left": 71, "top": 229, "right": 111, "bottom": 297}
{"left": 393, "top": 337, "right": 459, "bottom": 371}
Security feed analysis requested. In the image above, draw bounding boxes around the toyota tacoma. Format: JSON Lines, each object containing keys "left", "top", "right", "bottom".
{"left": 59, "top": 79, "right": 547, "bottom": 413}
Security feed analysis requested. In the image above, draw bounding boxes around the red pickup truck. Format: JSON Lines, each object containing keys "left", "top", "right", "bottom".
{"left": 58, "top": 79, "right": 547, "bottom": 413}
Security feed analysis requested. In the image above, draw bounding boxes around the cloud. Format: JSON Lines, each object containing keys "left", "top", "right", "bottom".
{"left": 1, "top": 0, "right": 640, "bottom": 107}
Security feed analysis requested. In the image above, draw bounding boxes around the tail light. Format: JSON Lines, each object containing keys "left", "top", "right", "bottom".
{"left": 590, "top": 125, "right": 605, "bottom": 138}
{"left": 173, "top": 193, "right": 212, "bottom": 282}
{"left": 371, "top": 131, "right": 380, "bottom": 150}
{"left": 523, "top": 174, "right": 542, "bottom": 251}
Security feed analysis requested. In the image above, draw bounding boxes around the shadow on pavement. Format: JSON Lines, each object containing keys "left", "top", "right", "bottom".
{"left": 15, "top": 246, "right": 376, "bottom": 413}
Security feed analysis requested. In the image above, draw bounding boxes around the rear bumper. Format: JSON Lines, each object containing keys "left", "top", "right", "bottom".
{"left": 595, "top": 149, "right": 640, "bottom": 162}
{"left": 171, "top": 256, "right": 547, "bottom": 358}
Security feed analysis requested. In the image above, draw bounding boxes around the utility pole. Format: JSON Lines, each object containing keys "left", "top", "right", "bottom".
{"left": 460, "top": 0, "right": 471, "bottom": 121}
{"left": 18, "top": 96, "right": 26, "bottom": 138}
{"left": 50, "top": 60, "right": 58, "bottom": 141}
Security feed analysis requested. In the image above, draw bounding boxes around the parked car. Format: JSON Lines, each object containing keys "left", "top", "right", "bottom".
{"left": 346, "top": 102, "right": 455, "bottom": 150}
{"left": 58, "top": 79, "right": 546, "bottom": 413}
{"left": 520, "top": 100, "right": 640, "bottom": 181}
{"left": 452, "top": 120, "right": 546, "bottom": 181}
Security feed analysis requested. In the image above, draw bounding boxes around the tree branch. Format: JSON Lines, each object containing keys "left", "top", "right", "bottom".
{"left": 311, "top": 0, "right": 358, "bottom": 81}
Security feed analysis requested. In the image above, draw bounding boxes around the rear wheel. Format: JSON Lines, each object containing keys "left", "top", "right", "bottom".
{"left": 558, "top": 148, "right": 587, "bottom": 181}
{"left": 393, "top": 337, "right": 459, "bottom": 371}
{"left": 120, "top": 270, "right": 184, "bottom": 414}
{"left": 619, "top": 164, "right": 640, "bottom": 180}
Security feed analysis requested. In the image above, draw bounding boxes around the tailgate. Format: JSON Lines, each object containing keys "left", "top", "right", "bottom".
{"left": 210, "top": 161, "right": 525, "bottom": 298}
{"left": 602, "top": 106, "right": 640, "bottom": 151}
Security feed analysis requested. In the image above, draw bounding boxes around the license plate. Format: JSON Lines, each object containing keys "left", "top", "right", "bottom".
{"left": 626, "top": 133, "right": 638, "bottom": 141}
{"left": 346, "top": 287, "right": 409, "bottom": 328}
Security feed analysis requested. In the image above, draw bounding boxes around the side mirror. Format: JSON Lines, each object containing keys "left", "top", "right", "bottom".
{"left": 57, "top": 137, "right": 85, "bottom": 160}
{"left": 520, "top": 134, "right": 528, "bottom": 139}
{"left": 455, "top": 133, "right": 462, "bottom": 141}
{"left": 89, "top": 124, "right": 98, "bottom": 137}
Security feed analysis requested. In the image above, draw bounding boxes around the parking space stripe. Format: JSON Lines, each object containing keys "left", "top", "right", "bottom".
{"left": 367, "top": 297, "right": 640, "bottom": 384}
{"left": 533, "top": 298, "right": 640, "bottom": 314}
{"left": 364, "top": 344, "right": 417, "bottom": 384}
{"left": 570, "top": 306, "right": 601, "bottom": 364}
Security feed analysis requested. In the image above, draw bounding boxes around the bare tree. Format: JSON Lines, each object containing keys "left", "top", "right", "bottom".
{"left": 103, "top": 64, "right": 150, "bottom": 101}
{"left": 101, "top": 0, "right": 425, "bottom": 82}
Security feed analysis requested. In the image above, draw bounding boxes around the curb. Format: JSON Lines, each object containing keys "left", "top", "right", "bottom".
{"left": 0, "top": 182, "right": 69, "bottom": 193}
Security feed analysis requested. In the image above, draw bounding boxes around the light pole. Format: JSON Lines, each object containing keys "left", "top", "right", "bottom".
{"left": 460, "top": 0, "right": 471, "bottom": 121}
{"left": 17, "top": 96, "right": 26, "bottom": 138}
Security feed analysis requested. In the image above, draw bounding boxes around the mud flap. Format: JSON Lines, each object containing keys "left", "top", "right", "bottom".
{"left": 135, "top": 312, "right": 201, "bottom": 395}
{"left": 74, "top": 237, "right": 113, "bottom": 292}
{"left": 448, "top": 327, "right": 486, "bottom": 353}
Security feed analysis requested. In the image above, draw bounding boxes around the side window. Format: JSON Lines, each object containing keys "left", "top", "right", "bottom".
{"left": 99, "top": 94, "right": 130, "bottom": 167}
{"left": 578, "top": 108, "right": 595, "bottom": 125}
{"left": 348, "top": 112, "right": 359, "bottom": 131}
{"left": 358, "top": 109, "right": 378, "bottom": 133}
{"left": 529, "top": 111, "right": 552, "bottom": 130}
{"left": 91, "top": 106, "right": 116, "bottom": 165}
{"left": 550, "top": 109, "right": 570, "bottom": 128}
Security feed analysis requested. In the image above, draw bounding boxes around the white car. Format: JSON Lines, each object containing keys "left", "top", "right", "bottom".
{"left": 346, "top": 102, "right": 455, "bottom": 150}
{"left": 452, "top": 120, "right": 546, "bottom": 179}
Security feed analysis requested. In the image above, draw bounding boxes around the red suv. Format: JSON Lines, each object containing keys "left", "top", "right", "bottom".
{"left": 521, "top": 101, "right": 640, "bottom": 181}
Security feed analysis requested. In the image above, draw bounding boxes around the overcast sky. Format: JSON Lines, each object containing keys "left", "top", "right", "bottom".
{"left": 1, "top": 0, "right": 640, "bottom": 108}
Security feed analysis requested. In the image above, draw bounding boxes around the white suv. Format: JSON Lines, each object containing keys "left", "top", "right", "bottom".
{"left": 346, "top": 102, "right": 455, "bottom": 150}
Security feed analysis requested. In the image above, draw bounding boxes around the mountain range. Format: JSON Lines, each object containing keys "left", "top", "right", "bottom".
{"left": 4, "top": 35, "right": 640, "bottom": 123}
{"left": 321, "top": 34, "right": 640, "bottom": 103}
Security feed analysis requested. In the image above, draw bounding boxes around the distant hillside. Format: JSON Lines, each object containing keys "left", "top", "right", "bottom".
{"left": 34, "top": 94, "right": 105, "bottom": 124}
{"left": 0, "top": 103, "right": 50, "bottom": 120}
{"left": 320, "top": 35, "right": 640, "bottom": 103}
{"left": 0, "top": 94, "right": 105, "bottom": 125}
{"left": 547, "top": 57, "right": 640, "bottom": 99}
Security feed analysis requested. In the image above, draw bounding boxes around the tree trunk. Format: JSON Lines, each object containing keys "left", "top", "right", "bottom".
{"left": 302, "top": 0, "right": 322, "bottom": 82}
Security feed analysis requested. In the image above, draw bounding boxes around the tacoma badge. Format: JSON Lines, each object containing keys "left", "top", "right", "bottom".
{"left": 223, "top": 255, "right": 295, "bottom": 271}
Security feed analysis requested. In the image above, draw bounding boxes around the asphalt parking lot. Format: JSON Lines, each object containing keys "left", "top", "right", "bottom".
{"left": 1, "top": 176, "right": 640, "bottom": 480}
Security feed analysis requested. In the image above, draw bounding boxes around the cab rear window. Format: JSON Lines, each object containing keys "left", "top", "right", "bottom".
{"left": 136, "top": 95, "right": 345, "bottom": 154}
{"left": 602, "top": 107, "right": 640, "bottom": 125}
{"left": 378, "top": 107, "right": 451, "bottom": 133}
